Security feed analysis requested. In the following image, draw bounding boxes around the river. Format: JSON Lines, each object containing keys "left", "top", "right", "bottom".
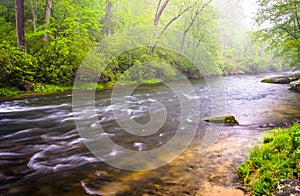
{"left": 0, "top": 72, "right": 300, "bottom": 195}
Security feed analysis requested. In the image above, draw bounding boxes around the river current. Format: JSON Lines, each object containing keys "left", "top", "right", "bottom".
{"left": 0, "top": 72, "right": 299, "bottom": 195}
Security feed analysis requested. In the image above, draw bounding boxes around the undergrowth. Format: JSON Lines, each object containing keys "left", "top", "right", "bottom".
{"left": 237, "top": 123, "right": 300, "bottom": 195}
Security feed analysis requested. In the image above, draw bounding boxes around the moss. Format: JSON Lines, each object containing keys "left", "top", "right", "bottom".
{"left": 261, "top": 78, "right": 275, "bottom": 83}
{"left": 261, "top": 75, "right": 300, "bottom": 84}
{"left": 205, "top": 115, "right": 239, "bottom": 125}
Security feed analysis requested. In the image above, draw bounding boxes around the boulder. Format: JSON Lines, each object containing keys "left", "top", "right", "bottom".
{"left": 205, "top": 115, "right": 239, "bottom": 125}
{"left": 289, "top": 79, "right": 300, "bottom": 91}
{"left": 272, "top": 179, "right": 300, "bottom": 196}
{"left": 261, "top": 75, "right": 300, "bottom": 84}
{"left": 292, "top": 70, "right": 300, "bottom": 75}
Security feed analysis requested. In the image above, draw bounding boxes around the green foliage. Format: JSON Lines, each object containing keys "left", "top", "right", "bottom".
{"left": 106, "top": 48, "right": 184, "bottom": 84}
{"left": 254, "top": 0, "right": 300, "bottom": 68}
{"left": 0, "top": 87, "right": 24, "bottom": 97}
{"left": 32, "top": 84, "right": 72, "bottom": 93}
{"left": 0, "top": 42, "right": 37, "bottom": 90}
{"left": 0, "top": 0, "right": 288, "bottom": 97}
{"left": 263, "top": 136, "right": 273, "bottom": 144}
{"left": 80, "top": 47, "right": 200, "bottom": 86}
{"left": 35, "top": 35, "right": 93, "bottom": 86}
{"left": 237, "top": 123, "right": 300, "bottom": 195}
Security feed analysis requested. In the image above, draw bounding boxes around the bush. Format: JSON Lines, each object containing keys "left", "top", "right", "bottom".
{"left": 35, "top": 35, "right": 93, "bottom": 86}
{"left": 237, "top": 123, "right": 300, "bottom": 195}
{"left": 0, "top": 42, "right": 37, "bottom": 90}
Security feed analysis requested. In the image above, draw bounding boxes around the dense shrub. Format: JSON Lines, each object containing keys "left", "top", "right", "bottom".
{"left": 35, "top": 34, "right": 93, "bottom": 86}
{"left": 0, "top": 42, "right": 37, "bottom": 90}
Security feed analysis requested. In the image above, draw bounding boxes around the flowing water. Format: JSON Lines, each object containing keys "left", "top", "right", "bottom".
{"left": 0, "top": 72, "right": 300, "bottom": 195}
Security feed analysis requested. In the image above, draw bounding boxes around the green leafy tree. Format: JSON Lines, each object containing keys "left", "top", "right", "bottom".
{"left": 255, "top": 0, "right": 300, "bottom": 68}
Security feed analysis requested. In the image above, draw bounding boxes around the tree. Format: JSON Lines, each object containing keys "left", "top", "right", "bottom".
{"left": 148, "top": 0, "right": 170, "bottom": 52}
{"left": 29, "top": 0, "right": 37, "bottom": 32}
{"left": 103, "top": 1, "right": 113, "bottom": 36}
{"left": 15, "top": 0, "right": 26, "bottom": 51}
{"left": 255, "top": 0, "right": 300, "bottom": 67}
{"left": 44, "top": 0, "right": 52, "bottom": 40}
{"left": 179, "top": 0, "right": 213, "bottom": 53}
{"left": 151, "top": 0, "right": 196, "bottom": 52}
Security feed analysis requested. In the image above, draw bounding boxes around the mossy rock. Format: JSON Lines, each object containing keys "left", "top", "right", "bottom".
{"left": 205, "top": 115, "right": 239, "bottom": 125}
{"left": 261, "top": 77, "right": 291, "bottom": 84}
{"left": 142, "top": 79, "right": 161, "bottom": 85}
{"left": 289, "top": 79, "right": 300, "bottom": 91}
{"left": 261, "top": 75, "right": 300, "bottom": 84}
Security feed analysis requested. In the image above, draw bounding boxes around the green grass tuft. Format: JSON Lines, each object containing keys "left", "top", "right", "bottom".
{"left": 0, "top": 87, "right": 24, "bottom": 97}
{"left": 33, "top": 84, "right": 72, "bottom": 93}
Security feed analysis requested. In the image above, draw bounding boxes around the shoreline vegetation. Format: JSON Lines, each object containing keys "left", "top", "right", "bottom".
{"left": 0, "top": 79, "right": 162, "bottom": 98}
{"left": 237, "top": 123, "right": 300, "bottom": 195}
{"left": 0, "top": 71, "right": 288, "bottom": 99}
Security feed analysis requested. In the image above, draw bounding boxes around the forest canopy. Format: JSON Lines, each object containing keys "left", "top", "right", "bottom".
{"left": 0, "top": 0, "right": 297, "bottom": 92}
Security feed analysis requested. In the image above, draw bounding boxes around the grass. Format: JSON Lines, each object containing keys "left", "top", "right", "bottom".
{"left": 0, "top": 87, "right": 25, "bottom": 97}
{"left": 33, "top": 84, "right": 73, "bottom": 93}
{"left": 115, "top": 79, "right": 162, "bottom": 86}
{"left": 72, "top": 83, "right": 106, "bottom": 90}
{"left": 237, "top": 123, "right": 300, "bottom": 195}
{"left": 0, "top": 84, "right": 72, "bottom": 97}
{"left": 0, "top": 82, "right": 113, "bottom": 98}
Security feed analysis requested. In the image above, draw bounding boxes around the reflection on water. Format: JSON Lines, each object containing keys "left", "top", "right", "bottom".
{"left": 0, "top": 72, "right": 299, "bottom": 195}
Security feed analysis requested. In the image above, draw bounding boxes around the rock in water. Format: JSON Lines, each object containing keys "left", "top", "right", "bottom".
{"left": 261, "top": 75, "right": 300, "bottom": 84}
{"left": 289, "top": 79, "right": 300, "bottom": 91}
{"left": 261, "top": 77, "right": 291, "bottom": 84}
{"left": 205, "top": 115, "right": 239, "bottom": 125}
{"left": 272, "top": 179, "right": 300, "bottom": 196}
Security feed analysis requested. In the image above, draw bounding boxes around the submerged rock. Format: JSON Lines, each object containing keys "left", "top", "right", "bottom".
{"left": 205, "top": 115, "right": 239, "bottom": 125}
{"left": 289, "top": 79, "right": 300, "bottom": 91}
{"left": 272, "top": 179, "right": 300, "bottom": 196}
{"left": 261, "top": 75, "right": 300, "bottom": 84}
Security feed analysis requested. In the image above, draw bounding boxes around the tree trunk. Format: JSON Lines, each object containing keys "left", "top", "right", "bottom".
{"left": 148, "top": 0, "right": 169, "bottom": 53}
{"left": 179, "top": 8, "right": 200, "bottom": 53}
{"left": 179, "top": 0, "right": 212, "bottom": 53}
{"left": 103, "top": 1, "right": 113, "bottom": 36}
{"left": 15, "top": 0, "right": 26, "bottom": 52}
{"left": 29, "top": 0, "right": 37, "bottom": 32}
{"left": 44, "top": 0, "right": 52, "bottom": 41}
{"left": 152, "top": 3, "right": 195, "bottom": 52}
{"left": 221, "top": 31, "right": 227, "bottom": 58}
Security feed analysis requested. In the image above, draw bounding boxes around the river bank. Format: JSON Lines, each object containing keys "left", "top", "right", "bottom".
{"left": 0, "top": 71, "right": 289, "bottom": 99}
